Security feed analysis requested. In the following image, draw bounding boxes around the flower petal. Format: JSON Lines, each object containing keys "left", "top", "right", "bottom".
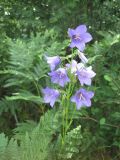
{"left": 71, "top": 60, "right": 78, "bottom": 73}
{"left": 49, "top": 68, "right": 70, "bottom": 87}
{"left": 75, "top": 25, "right": 87, "bottom": 34}
{"left": 45, "top": 56, "right": 61, "bottom": 71}
{"left": 50, "top": 98, "right": 56, "bottom": 107}
{"left": 81, "top": 33, "right": 92, "bottom": 43}
{"left": 78, "top": 51, "right": 88, "bottom": 64}
{"left": 83, "top": 78, "right": 91, "bottom": 86}
{"left": 76, "top": 101, "right": 83, "bottom": 109}
{"left": 87, "top": 68, "right": 96, "bottom": 78}
{"left": 84, "top": 99, "right": 91, "bottom": 107}
{"left": 42, "top": 87, "right": 60, "bottom": 107}
{"left": 78, "top": 77, "right": 84, "bottom": 86}
{"left": 70, "top": 42, "right": 76, "bottom": 48}
{"left": 76, "top": 42, "right": 85, "bottom": 51}
{"left": 86, "top": 91, "right": 94, "bottom": 98}
{"left": 71, "top": 96, "right": 75, "bottom": 103}
{"left": 68, "top": 28, "right": 76, "bottom": 38}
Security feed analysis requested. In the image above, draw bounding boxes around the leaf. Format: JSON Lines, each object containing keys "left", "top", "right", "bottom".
{"left": 100, "top": 118, "right": 106, "bottom": 125}
{"left": 5, "top": 91, "right": 43, "bottom": 104}
{"left": 0, "top": 133, "right": 8, "bottom": 152}
{"left": 104, "top": 75, "right": 112, "bottom": 82}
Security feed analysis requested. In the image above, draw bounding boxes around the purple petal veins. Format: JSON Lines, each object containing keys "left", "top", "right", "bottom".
{"left": 48, "top": 68, "right": 70, "bottom": 87}
{"left": 42, "top": 87, "right": 60, "bottom": 107}
{"left": 71, "top": 88, "right": 94, "bottom": 109}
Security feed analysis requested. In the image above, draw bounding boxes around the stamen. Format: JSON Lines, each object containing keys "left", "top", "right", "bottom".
{"left": 73, "top": 35, "right": 80, "bottom": 40}
{"left": 58, "top": 71, "right": 64, "bottom": 78}
{"left": 79, "top": 93, "right": 85, "bottom": 100}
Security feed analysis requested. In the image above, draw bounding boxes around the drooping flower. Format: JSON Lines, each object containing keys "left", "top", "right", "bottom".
{"left": 78, "top": 50, "right": 88, "bottom": 64}
{"left": 48, "top": 68, "right": 70, "bottom": 87}
{"left": 68, "top": 24, "right": 92, "bottom": 51}
{"left": 42, "top": 87, "right": 60, "bottom": 107}
{"left": 71, "top": 88, "right": 94, "bottom": 109}
{"left": 45, "top": 55, "right": 61, "bottom": 71}
{"left": 77, "top": 66, "right": 96, "bottom": 86}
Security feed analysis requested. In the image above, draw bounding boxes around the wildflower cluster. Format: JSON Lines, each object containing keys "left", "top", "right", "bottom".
{"left": 42, "top": 25, "right": 96, "bottom": 110}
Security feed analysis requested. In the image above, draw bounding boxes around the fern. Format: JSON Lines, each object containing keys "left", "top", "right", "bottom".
{"left": 51, "top": 125, "right": 82, "bottom": 160}
{"left": 1, "top": 29, "right": 67, "bottom": 93}
{"left": 13, "top": 120, "right": 37, "bottom": 140}
{"left": 0, "top": 109, "right": 62, "bottom": 160}
{"left": 0, "top": 29, "right": 67, "bottom": 128}
{"left": 0, "top": 103, "right": 86, "bottom": 160}
{"left": 0, "top": 133, "right": 8, "bottom": 153}
{"left": 0, "top": 133, "right": 19, "bottom": 160}
{"left": 18, "top": 109, "right": 61, "bottom": 160}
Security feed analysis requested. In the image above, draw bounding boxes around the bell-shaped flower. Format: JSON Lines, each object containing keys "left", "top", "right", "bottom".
{"left": 48, "top": 68, "right": 70, "bottom": 87}
{"left": 68, "top": 24, "right": 92, "bottom": 51}
{"left": 77, "top": 66, "right": 96, "bottom": 86}
{"left": 71, "top": 88, "right": 94, "bottom": 109}
{"left": 42, "top": 87, "right": 60, "bottom": 107}
{"left": 78, "top": 50, "right": 88, "bottom": 64}
{"left": 45, "top": 55, "right": 61, "bottom": 71}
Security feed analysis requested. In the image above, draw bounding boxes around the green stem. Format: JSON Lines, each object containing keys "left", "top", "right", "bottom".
{"left": 61, "top": 70, "right": 76, "bottom": 144}
{"left": 61, "top": 94, "right": 66, "bottom": 144}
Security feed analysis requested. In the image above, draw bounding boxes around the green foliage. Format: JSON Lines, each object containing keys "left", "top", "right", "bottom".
{"left": 0, "top": 30, "right": 120, "bottom": 160}
{"left": 83, "top": 31, "right": 120, "bottom": 159}
{"left": 0, "top": 0, "right": 120, "bottom": 39}
{"left": 0, "top": 30, "right": 67, "bottom": 117}
{"left": 18, "top": 109, "right": 61, "bottom": 160}
{"left": 52, "top": 125, "right": 83, "bottom": 160}
{"left": 0, "top": 109, "right": 62, "bottom": 160}
{"left": 0, "top": 0, "right": 120, "bottom": 160}
{"left": 0, "top": 133, "right": 19, "bottom": 160}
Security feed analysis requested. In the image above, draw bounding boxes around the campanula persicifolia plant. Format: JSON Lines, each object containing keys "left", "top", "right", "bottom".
{"left": 42, "top": 24, "right": 96, "bottom": 143}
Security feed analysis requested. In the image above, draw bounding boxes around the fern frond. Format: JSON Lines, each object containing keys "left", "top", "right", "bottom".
{"left": 53, "top": 125, "right": 82, "bottom": 160}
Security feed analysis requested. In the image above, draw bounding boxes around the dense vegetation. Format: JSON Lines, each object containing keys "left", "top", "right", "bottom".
{"left": 0, "top": 0, "right": 120, "bottom": 159}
